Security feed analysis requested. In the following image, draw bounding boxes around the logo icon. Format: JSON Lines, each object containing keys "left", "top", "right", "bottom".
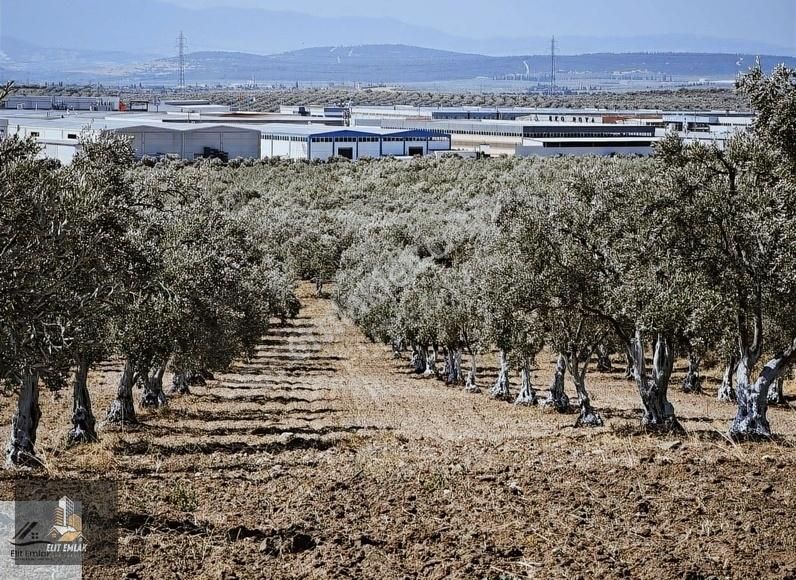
{"left": 47, "top": 497, "right": 83, "bottom": 544}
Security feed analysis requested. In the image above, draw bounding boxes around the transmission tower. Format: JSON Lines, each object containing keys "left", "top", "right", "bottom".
{"left": 550, "top": 36, "right": 556, "bottom": 96}
{"left": 177, "top": 31, "right": 186, "bottom": 90}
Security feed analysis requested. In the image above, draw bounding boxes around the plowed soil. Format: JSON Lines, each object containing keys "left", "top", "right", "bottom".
{"left": 2, "top": 285, "right": 796, "bottom": 579}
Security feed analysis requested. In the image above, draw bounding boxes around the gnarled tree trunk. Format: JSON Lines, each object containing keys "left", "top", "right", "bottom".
{"left": 717, "top": 355, "right": 738, "bottom": 402}
{"left": 410, "top": 344, "right": 427, "bottom": 374}
{"left": 443, "top": 347, "right": 462, "bottom": 385}
{"left": 68, "top": 356, "right": 97, "bottom": 444}
{"left": 423, "top": 345, "right": 438, "bottom": 377}
{"left": 731, "top": 339, "right": 796, "bottom": 438}
{"left": 543, "top": 354, "right": 570, "bottom": 412}
{"left": 391, "top": 338, "right": 403, "bottom": 360}
{"left": 515, "top": 357, "right": 538, "bottom": 406}
{"left": 623, "top": 350, "right": 634, "bottom": 380}
{"left": 141, "top": 363, "right": 167, "bottom": 408}
{"left": 6, "top": 371, "right": 41, "bottom": 467}
{"left": 106, "top": 360, "right": 137, "bottom": 425}
{"left": 490, "top": 350, "right": 511, "bottom": 401}
{"left": 596, "top": 345, "right": 613, "bottom": 372}
{"left": 564, "top": 351, "right": 603, "bottom": 427}
{"left": 171, "top": 370, "right": 190, "bottom": 395}
{"left": 681, "top": 352, "right": 702, "bottom": 393}
{"left": 464, "top": 351, "right": 480, "bottom": 393}
{"left": 632, "top": 330, "right": 678, "bottom": 430}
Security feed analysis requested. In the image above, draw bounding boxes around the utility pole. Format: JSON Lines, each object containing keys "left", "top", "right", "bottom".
{"left": 177, "top": 31, "right": 186, "bottom": 90}
{"left": 550, "top": 36, "right": 556, "bottom": 96}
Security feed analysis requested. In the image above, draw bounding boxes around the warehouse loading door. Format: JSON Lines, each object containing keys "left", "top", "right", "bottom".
{"left": 408, "top": 146, "right": 424, "bottom": 156}
{"left": 338, "top": 147, "right": 353, "bottom": 160}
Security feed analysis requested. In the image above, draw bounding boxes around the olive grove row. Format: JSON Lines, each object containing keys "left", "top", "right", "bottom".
{"left": 0, "top": 135, "right": 299, "bottom": 466}
{"left": 333, "top": 65, "right": 796, "bottom": 438}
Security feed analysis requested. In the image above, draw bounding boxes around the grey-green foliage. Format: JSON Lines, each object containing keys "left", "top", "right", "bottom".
{"left": 1, "top": 134, "right": 300, "bottom": 461}
{"left": 654, "top": 66, "right": 796, "bottom": 436}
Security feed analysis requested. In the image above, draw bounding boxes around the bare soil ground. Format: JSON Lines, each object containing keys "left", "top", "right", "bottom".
{"left": 2, "top": 285, "right": 796, "bottom": 579}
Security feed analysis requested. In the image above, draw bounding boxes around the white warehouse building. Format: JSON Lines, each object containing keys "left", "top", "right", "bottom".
{"left": 259, "top": 124, "right": 451, "bottom": 161}
{"left": 0, "top": 112, "right": 451, "bottom": 163}
{"left": 0, "top": 114, "right": 263, "bottom": 163}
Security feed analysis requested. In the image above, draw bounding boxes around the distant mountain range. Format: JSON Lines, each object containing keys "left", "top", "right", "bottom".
{"left": 4, "top": 43, "right": 791, "bottom": 85}
{"left": 118, "top": 45, "right": 794, "bottom": 84}
{"left": 2, "top": 0, "right": 794, "bottom": 58}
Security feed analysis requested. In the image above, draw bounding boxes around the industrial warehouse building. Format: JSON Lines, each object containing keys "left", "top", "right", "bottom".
{"left": 0, "top": 114, "right": 263, "bottom": 163}
{"left": 516, "top": 137, "right": 658, "bottom": 157}
{"left": 0, "top": 97, "right": 754, "bottom": 162}
{"left": 258, "top": 124, "right": 451, "bottom": 161}
{"left": 354, "top": 117, "right": 658, "bottom": 156}
{"left": 3, "top": 95, "right": 120, "bottom": 112}
{"left": 349, "top": 105, "right": 656, "bottom": 123}
{"left": 0, "top": 112, "right": 451, "bottom": 163}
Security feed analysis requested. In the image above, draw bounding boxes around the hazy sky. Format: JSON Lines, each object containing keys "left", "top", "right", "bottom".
{"left": 164, "top": 0, "right": 796, "bottom": 47}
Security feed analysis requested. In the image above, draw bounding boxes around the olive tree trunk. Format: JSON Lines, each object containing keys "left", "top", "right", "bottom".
{"left": 141, "top": 363, "right": 167, "bottom": 408}
{"left": 768, "top": 376, "right": 786, "bottom": 405}
{"left": 410, "top": 344, "right": 427, "bottom": 374}
{"left": 730, "top": 338, "right": 796, "bottom": 438}
{"left": 464, "top": 350, "right": 480, "bottom": 393}
{"left": 6, "top": 371, "right": 41, "bottom": 467}
{"left": 623, "top": 351, "right": 634, "bottom": 380}
{"left": 596, "top": 345, "right": 613, "bottom": 372}
{"left": 391, "top": 338, "right": 404, "bottom": 359}
{"left": 564, "top": 350, "right": 603, "bottom": 427}
{"left": 423, "top": 345, "right": 438, "bottom": 378}
{"left": 443, "top": 347, "right": 462, "bottom": 385}
{"left": 681, "top": 352, "right": 702, "bottom": 393}
{"left": 543, "top": 354, "right": 570, "bottom": 412}
{"left": 171, "top": 370, "right": 190, "bottom": 394}
{"left": 68, "top": 356, "right": 97, "bottom": 444}
{"left": 514, "top": 357, "right": 538, "bottom": 406}
{"left": 717, "top": 355, "right": 738, "bottom": 402}
{"left": 490, "top": 350, "right": 512, "bottom": 401}
{"left": 632, "top": 330, "right": 678, "bottom": 430}
{"left": 106, "top": 360, "right": 137, "bottom": 425}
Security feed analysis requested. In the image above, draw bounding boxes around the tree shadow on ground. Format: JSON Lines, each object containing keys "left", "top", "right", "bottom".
{"left": 137, "top": 423, "right": 385, "bottom": 438}
{"left": 149, "top": 407, "right": 341, "bottom": 423}
{"left": 190, "top": 393, "right": 322, "bottom": 405}
{"left": 228, "top": 365, "right": 339, "bottom": 375}
{"left": 113, "top": 436, "right": 347, "bottom": 457}
{"left": 246, "top": 354, "right": 346, "bottom": 363}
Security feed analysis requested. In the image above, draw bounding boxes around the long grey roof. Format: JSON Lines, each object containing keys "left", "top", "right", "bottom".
{"left": 255, "top": 123, "right": 444, "bottom": 138}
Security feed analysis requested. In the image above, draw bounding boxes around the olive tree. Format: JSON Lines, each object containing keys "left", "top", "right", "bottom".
{"left": 653, "top": 65, "right": 796, "bottom": 437}
{"left": 1, "top": 135, "right": 137, "bottom": 462}
{"left": 63, "top": 133, "right": 146, "bottom": 442}
{"left": 107, "top": 166, "right": 298, "bottom": 420}
{"left": 548, "top": 157, "right": 702, "bottom": 431}
{"left": 1, "top": 138, "right": 68, "bottom": 465}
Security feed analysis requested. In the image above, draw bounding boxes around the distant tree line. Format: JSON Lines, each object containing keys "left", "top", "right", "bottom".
{"left": 13, "top": 84, "right": 751, "bottom": 112}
